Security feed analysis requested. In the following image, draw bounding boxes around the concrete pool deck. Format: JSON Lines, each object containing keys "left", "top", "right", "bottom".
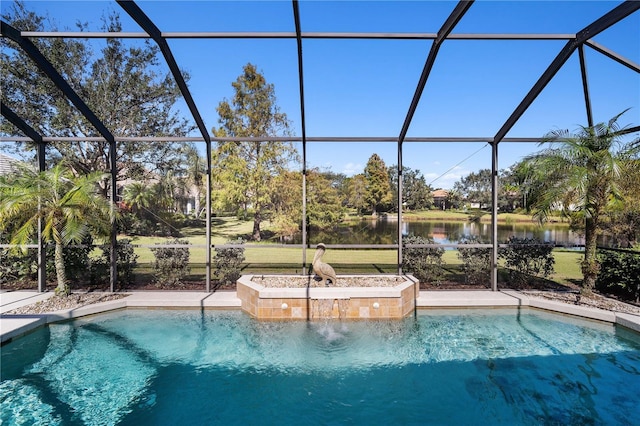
{"left": 2, "top": 289, "right": 640, "bottom": 343}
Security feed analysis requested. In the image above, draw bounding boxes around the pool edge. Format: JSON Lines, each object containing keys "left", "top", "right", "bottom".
{"left": 2, "top": 290, "right": 639, "bottom": 344}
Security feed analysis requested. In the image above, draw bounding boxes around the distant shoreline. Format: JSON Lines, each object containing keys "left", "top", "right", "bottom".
{"left": 346, "top": 213, "right": 568, "bottom": 225}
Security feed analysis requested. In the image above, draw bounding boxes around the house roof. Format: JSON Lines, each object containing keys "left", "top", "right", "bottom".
{"left": 432, "top": 189, "right": 449, "bottom": 198}
{"left": 0, "top": 153, "right": 19, "bottom": 176}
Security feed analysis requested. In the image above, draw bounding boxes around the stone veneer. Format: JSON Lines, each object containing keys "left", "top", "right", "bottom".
{"left": 236, "top": 275, "right": 419, "bottom": 320}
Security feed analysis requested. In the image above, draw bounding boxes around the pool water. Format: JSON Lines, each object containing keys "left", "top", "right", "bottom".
{"left": 2, "top": 309, "right": 639, "bottom": 425}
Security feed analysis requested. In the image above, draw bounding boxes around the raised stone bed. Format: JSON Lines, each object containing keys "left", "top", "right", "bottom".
{"left": 237, "top": 274, "right": 419, "bottom": 320}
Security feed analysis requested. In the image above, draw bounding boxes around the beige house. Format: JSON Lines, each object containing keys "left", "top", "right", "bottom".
{"left": 432, "top": 189, "right": 449, "bottom": 210}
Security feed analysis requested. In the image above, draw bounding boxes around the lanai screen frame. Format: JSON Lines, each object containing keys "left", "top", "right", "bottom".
{"left": 1, "top": 0, "right": 639, "bottom": 292}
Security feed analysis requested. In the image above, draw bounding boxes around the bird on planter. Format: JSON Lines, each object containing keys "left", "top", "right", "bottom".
{"left": 312, "top": 243, "right": 337, "bottom": 286}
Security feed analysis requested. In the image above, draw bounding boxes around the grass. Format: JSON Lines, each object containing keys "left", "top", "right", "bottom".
{"left": 548, "top": 249, "right": 583, "bottom": 286}
{"left": 126, "top": 217, "right": 256, "bottom": 263}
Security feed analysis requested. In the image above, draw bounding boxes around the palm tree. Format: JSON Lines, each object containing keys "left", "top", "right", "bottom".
{"left": 524, "top": 111, "right": 639, "bottom": 293}
{"left": 0, "top": 163, "right": 115, "bottom": 295}
{"left": 445, "top": 188, "right": 463, "bottom": 210}
{"left": 123, "top": 181, "right": 153, "bottom": 216}
{"left": 183, "top": 144, "right": 205, "bottom": 217}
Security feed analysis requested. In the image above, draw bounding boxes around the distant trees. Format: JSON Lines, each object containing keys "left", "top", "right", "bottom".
{"left": 271, "top": 168, "right": 345, "bottom": 237}
{"left": 306, "top": 169, "right": 346, "bottom": 229}
{"left": 449, "top": 166, "right": 538, "bottom": 212}
{"left": 307, "top": 159, "right": 437, "bottom": 216}
{"left": 500, "top": 162, "right": 536, "bottom": 212}
{"left": 344, "top": 174, "right": 368, "bottom": 215}
{"left": 212, "top": 63, "right": 298, "bottom": 241}
{"left": 452, "top": 169, "right": 492, "bottom": 209}
{"left": 270, "top": 170, "right": 302, "bottom": 237}
{"left": 123, "top": 182, "right": 153, "bottom": 216}
{"left": 388, "top": 166, "right": 434, "bottom": 211}
{"left": 364, "top": 154, "right": 393, "bottom": 216}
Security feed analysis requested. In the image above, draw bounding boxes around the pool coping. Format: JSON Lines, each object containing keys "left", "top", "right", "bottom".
{"left": 1, "top": 289, "right": 639, "bottom": 344}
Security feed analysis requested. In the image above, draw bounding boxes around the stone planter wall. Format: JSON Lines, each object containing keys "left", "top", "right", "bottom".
{"left": 237, "top": 275, "right": 419, "bottom": 320}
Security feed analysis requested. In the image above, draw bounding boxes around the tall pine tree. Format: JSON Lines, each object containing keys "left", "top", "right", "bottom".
{"left": 212, "top": 63, "right": 298, "bottom": 241}
{"left": 364, "top": 154, "right": 392, "bottom": 216}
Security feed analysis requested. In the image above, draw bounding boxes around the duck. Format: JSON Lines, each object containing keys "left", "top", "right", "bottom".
{"left": 312, "top": 243, "right": 337, "bottom": 286}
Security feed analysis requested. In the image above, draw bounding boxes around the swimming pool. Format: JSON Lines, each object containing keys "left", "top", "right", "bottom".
{"left": 2, "top": 308, "right": 639, "bottom": 425}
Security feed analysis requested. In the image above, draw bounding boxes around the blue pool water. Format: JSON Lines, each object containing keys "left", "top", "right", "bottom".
{"left": 2, "top": 309, "right": 640, "bottom": 426}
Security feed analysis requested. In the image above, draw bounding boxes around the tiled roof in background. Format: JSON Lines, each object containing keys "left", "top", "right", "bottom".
{"left": 0, "top": 153, "right": 20, "bottom": 176}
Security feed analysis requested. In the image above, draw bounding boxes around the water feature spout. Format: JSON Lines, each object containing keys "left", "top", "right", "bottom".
{"left": 311, "top": 298, "right": 350, "bottom": 320}
{"left": 337, "top": 299, "right": 349, "bottom": 320}
{"left": 311, "top": 299, "right": 334, "bottom": 320}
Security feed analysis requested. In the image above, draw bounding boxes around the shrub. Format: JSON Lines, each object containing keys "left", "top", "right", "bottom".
{"left": 499, "top": 236, "right": 555, "bottom": 285}
{"left": 58, "top": 236, "right": 94, "bottom": 285}
{"left": 0, "top": 233, "right": 93, "bottom": 287}
{"left": 119, "top": 212, "right": 182, "bottom": 237}
{"left": 119, "top": 212, "right": 154, "bottom": 236}
{"left": 213, "top": 238, "right": 245, "bottom": 287}
{"left": 150, "top": 239, "right": 190, "bottom": 288}
{"left": 92, "top": 239, "right": 139, "bottom": 287}
{"left": 0, "top": 225, "right": 38, "bottom": 285}
{"left": 0, "top": 248, "right": 37, "bottom": 285}
{"left": 596, "top": 249, "right": 640, "bottom": 302}
{"left": 457, "top": 235, "right": 492, "bottom": 285}
{"left": 402, "top": 234, "right": 445, "bottom": 284}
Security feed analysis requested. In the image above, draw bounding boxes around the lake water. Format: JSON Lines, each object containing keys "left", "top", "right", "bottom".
{"left": 292, "top": 219, "right": 585, "bottom": 246}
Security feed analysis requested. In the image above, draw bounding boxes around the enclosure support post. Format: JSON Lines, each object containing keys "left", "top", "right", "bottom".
{"left": 37, "top": 141, "right": 46, "bottom": 293}
{"left": 578, "top": 45, "right": 594, "bottom": 128}
{"left": 397, "top": 139, "right": 403, "bottom": 275}
{"left": 293, "top": 0, "right": 309, "bottom": 276}
{"left": 109, "top": 140, "right": 117, "bottom": 293}
{"left": 491, "top": 141, "right": 499, "bottom": 291}
{"left": 206, "top": 140, "right": 212, "bottom": 292}
{"left": 302, "top": 165, "right": 308, "bottom": 275}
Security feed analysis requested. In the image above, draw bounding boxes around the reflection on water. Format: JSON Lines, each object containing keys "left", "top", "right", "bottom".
{"left": 285, "top": 219, "right": 590, "bottom": 246}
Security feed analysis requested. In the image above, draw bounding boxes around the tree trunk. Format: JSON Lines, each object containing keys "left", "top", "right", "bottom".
{"left": 581, "top": 217, "right": 599, "bottom": 294}
{"left": 54, "top": 242, "right": 69, "bottom": 296}
{"left": 194, "top": 188, "right": 201, "bottom": 218}
{"left": 252, "top": 210, "right": 262, "bottom": 241}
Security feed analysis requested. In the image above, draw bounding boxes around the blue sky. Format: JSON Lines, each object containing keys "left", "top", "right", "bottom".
{"left": 7, "top": 1, "right": 640, "bottom": 188}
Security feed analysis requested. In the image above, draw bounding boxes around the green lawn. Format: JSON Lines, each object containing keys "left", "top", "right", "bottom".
{"left": 125, "top": 217, "right": 256, "bottom": 263}
{"left": 548, "top": 249, "right": 583, "bottom": 286}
